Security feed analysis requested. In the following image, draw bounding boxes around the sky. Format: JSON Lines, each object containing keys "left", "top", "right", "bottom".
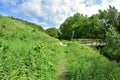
{"left": 0, "top": 0, "right": 120, "bottom": 29}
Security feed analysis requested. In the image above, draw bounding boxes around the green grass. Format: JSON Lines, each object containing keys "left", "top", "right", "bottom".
{"left": 0, "top": 15, "right": 120, "bottom": 80}
{"left": 65, "top": 42, "right": 120, "bottom": 80}
{"left": 0, "top": 15, "right": 64, "bottom": 80}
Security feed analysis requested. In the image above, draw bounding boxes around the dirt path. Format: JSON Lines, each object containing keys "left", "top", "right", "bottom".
{"left": 58, "top": 41, "right": 68, "bottom": 80}
{"left": 58, "top": 59, "right": 68, "bottom": 80}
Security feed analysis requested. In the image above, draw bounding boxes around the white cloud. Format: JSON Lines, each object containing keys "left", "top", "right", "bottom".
{"left": 5, "top": 0, "right": 120, "bottom": 28}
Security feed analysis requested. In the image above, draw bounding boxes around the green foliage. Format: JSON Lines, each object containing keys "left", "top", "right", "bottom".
{"left": 106, "top": 26, "right": 119, "bottom": 41}
{"left": 99, "top": 5, "right": 120, "bottom": 32}
{"left": 65, "top": 42, "right": 120, "bottom": 80}
{"left": 59, "top": 6, "right": 120, "bottom": 40}
{"left": 102, "top": 26, "right": 120, "bottom": 61}
{"left": 0, "top": 39, "right": 62, "bottom": 80}
{"left": 0, "top": 29, "right": 4, "bottom": 37}
{"left": 0, "top": 14, "right": 120, "bottom": 80}
{"left": 97, "top": 5, "right": 120, "bottom": 62}
{"left": 45, "top": 27, "right": 58, "bottom": 38}
{"left": 60, "top": 13, "right": 105, "bottom": 39}
{"left": 0, "top": 15, "right": 64, "bottom": 80}
{"left": 60, "top": 16, "right": 74, "bottom": 39}
{"left": 73, "top": 14, "right": 90, "bottom": 38}
{"left": 89, "top": 15, "right": 105, "bottom": 38}
{"left": 3, "top": 16, "right": 44, "bottom": 31}
{"left": 60, "top": 13, "right": 90, "bottom": 39}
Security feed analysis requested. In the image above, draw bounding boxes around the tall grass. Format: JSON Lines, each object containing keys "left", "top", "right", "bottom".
{"left": 0, "top": 15, "right": 64, "bottom": 80}
{"left": 0, "top": 15, "right": 120, "bottom": 80}
{"left": 65, "top": 42, "right": 120, "bottom": 80}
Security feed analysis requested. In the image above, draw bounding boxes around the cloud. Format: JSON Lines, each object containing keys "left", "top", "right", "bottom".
{"left": 0, "top": 0, "right": 120, "bottom": 28}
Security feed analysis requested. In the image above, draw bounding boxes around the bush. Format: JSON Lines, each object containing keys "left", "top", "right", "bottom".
{"left": 102, "top": 26, "right": 120, "bottom": 61}
{"left": 45, "top": 27, "right": 58, "bottom": 38}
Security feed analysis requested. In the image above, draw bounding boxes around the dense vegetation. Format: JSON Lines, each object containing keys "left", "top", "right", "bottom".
{"left": 0, "top": 15, "right": 63, "bottom": 79}
{"left": 59, "top": 6, "right": 120, "bottom": 40}
{"left": 101, "top": 26, "right": 120, "bottom": 61}
{"left": 60, "top": 13, "right": 105, "bottom": 39}
{"left": 0, "top": 6, "right": 120, "bottom": 80}
{"left": 59, "top": 6, "right": 120, "bottom": 61}
{"left": 45, "top": 27, "right": 59, "bottom": 38}
{"left": 65, "top": 42, "right": 120, "bottom": 80}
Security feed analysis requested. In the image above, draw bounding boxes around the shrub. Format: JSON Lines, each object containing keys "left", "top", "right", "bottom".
{"left": 102, "top": 26, "right": 120, "bottom": 61}
{"left": 45, "top": 27, "right": 58, "bottom": 38}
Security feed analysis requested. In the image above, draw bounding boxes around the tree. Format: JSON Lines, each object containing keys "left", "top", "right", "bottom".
{"left": 60, "top": 13, "right": 90, "bottom": 39}
{"left": 99, "top": 5, "right": 120, "bottom": 32}
{"left": 102, "top": 26, "right": 120, "bottom": 61}
{"left": 60, "top": 13, "right": 105, "bottom": 39}
{"left": 73, "top": 14, "right": 90, "bottom": 38}
{"left": 60, "top": 6, "right": 120, "bottom": 40}
{"left": 98, "top": 6, "right": 120, "bottom": 61}
{"left": 45, "top": 27, "right": 58, "bottom": 38}
{"left": 60, "top": 16, "right": 73, "bottom": 39}
{"left": 89, "top": 14, "right": 105, "bottom": 38}
{"left": 106, "top": 26, "right": 119, "bottom": 43}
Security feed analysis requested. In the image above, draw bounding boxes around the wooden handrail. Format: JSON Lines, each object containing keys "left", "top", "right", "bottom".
{"left": 73, "top": 39, "right": 107, "bottom": 46}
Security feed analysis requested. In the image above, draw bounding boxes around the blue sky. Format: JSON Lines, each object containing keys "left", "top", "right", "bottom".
{"left": 0, "top": 0, "right": 119, "bottom": 29}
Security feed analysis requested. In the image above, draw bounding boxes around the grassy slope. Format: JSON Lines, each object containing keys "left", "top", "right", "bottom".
{"left": 0, "top": 15, "right": 64, "bottom": 80}
{"left": 65, "top": 42, "right": 120, "bottom": 80}
{"left": 0, "top": 15, "right": 120, "bottom": 80}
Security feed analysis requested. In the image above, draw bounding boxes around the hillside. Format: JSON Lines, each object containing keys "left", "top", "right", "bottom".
{"left": 0, "top": 15, "right": 120, "bottom": 80}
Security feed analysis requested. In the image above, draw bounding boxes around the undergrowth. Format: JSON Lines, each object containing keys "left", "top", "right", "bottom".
{"left": 65, "top": 42, "right": 120, "bottom": 80}
{"left": 0, "top": 15, "right": 120, "bottom": 80}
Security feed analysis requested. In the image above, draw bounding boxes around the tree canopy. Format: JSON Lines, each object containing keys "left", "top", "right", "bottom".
{"left": 59, "top": 6, "right": 120, "bottom": 61}
{"left": 59, "top": 6, "right": 120, "bottom": 40}
{"left": 99, "top": 5, "right": 120, "bottom": 32}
